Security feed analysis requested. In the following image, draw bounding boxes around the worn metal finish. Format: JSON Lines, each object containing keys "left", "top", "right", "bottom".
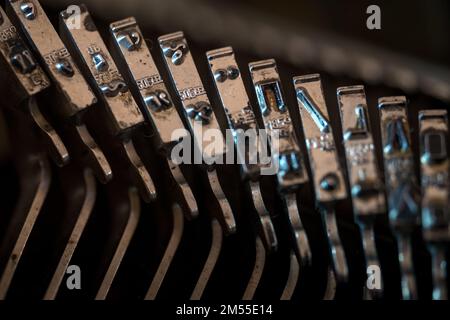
{"left": 242, "top": 236, "right": 266, "bottom": 300}
{"left": 207, "top": 47, "right": 263, "bottom": 179}
{"left": 0, "top": 6, "right": 69, "bottom": 166}
{"left": 95, "top": 188, "right": 141, "bottom": 300}
{"left": 7, "top": 0, "right": 112, "bottom": 181}
{"left": 59, "top": 4, "right": 143, "bottom": 135}
{"left": 110, "top": 17, "right": 187, "bottom": 148}
{"left": 158, "top": 31, "right": 226, "bottom": 161}
{"left": 0, "top": 6, "right": 49, "bottom": 97}
{"left": 0, "top": 156, "right": 51, "bottom": 299}
{"left": 249, "top": 59, "right": 308, "bottom": 191}
{"left": 280, "top": 251, "right": 300, "bottom": 300}
{"left": 7, "top": 0, "right": 96, "bottom": 116}
{"left": 43, "top": 168, "right": 97, "bottom": 300}
{"left": 207, "top": 47, "right": 277, "bottom": 252}
{"left": 337, "top": 86, "right": 385, "bottom": 216}
{"left": 60, "top": 5, "right": 156, "bottom": 201}
{"left": 158, "top": 31, "right": 235, "bottom": 233}
{"left": 190, "top": 218, "right": 223, "bottom": 300}
{"left": 110, "top": 17, "right": 197, "bottom": 218}
{"left": 145, "top": 204, "right": 184, "bottom": 300}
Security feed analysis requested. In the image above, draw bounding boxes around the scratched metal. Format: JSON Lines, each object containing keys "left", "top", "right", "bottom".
{"left": 59, "top": 4, "right": 144, "bottom": 135}
{"left": 158, "top": 31, "right": 227, "bottom": 161}
{"left": 0, "top": 6, "right": 49, "bottom": 97}
{"left": 110, "top": 17, "right": 187, "bottom": 147}
{"left": 7, "top": 0, "right": 96, "bottom": 116}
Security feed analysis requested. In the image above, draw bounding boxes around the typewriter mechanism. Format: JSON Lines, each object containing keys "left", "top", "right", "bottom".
{"left": 0, "top": 0, "right": 449, "bottom": 302}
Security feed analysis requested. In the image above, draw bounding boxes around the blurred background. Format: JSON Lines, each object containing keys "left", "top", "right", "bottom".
{"left": 41, "top": 0, "right": 450, "bottom": 67}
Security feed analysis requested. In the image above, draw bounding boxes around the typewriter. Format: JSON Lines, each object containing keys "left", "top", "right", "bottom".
{"left": 0, "top": 0, "right": 449, "bottom": 302}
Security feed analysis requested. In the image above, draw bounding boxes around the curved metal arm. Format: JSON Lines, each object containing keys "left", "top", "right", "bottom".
{"left": 95, "top": 188, "right": 141, "bottom": 300}
{"left": 321, "top": 205, "right": 349, "bottom": 284}
{"left": 0, "top": 156, "right": 51, "bottom": 299}
{"left": 44, "top": 168, "right": 96, "bottom": 300}
{"left": 145, "top": 203, "right": 184, "bottom": 300}
{"left": 323, "top": 267, "right": 337, "bottom": 300}
{"left": 430, "top": 246, "right": 448, "bottom": 300}
{"left": 359, "top": 223, "right": 383, "bottom": 300}
{"left": 284, "top": 193, "right": 312, "bottom": 266}
{"left": 122, "top": 140, "right": 157, "bottom": 202}
{"left": 167, "top": 159, "right": 198, "bottom": 220}
{"left": 249, "top": 181, "right": 277, "bottom": 252}
{"left": 396, "top": 234, "right": 418, "bottom": 300}
{"left": 29, "top": 99, "right": 69, "bottom": 167}
{"left": 190, "top": 218, "right": 223, "bottom": 300}
{"left": 280, "top": 250, "right": 300, "bottom": 300}
{"left": 242, "top": 236, "right": 266, "bottom": 300}
{"left": 206, "top": 169, "right": 235, "bottom": 235}
{"left": 75, "top": 124, "right": 112, "bottom": 184}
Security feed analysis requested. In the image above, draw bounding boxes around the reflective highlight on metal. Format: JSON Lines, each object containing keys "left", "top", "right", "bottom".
{"left": 294, "top": 74, "right": 349, "bottom": 290}
{"left": 7, "top": 0, "right": 112, "bottom": 182}
{"left": 207, "top": 47, "right": 277, "bottom": 251}
{"left": 158, "top": 31, "right": 235, "bottom": 234}
{"left": 249, "top": 59, "right": 311, "bottom": 266}
{"left": 59, "top": 5, "right": 156, "bottom": 201}
{"left": 378, "top": 96, "right": 420, "bottom": 300}
{"left": 419, "top": 110, "right": 449, "bottom": 300}
{"left": 337, "top": 85, "right": 385, "bottom": 299}
{"left": 110, "top": 17, "right": 197, "bottom": 218}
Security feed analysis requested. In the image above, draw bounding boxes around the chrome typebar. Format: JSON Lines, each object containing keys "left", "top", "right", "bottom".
{"left": 207, "top": 47, "right": 277, "bottom": 251}
{"left": 7, "top": 0, "right": 111, "bottom": 182}
{"left": 249, "top": 59, "right": 311, "bottom": 265}
{"left": 294, "top": 74, "right": 349, "bottom": 290}
{"left": 158, "top": 31, "right": 226, "bottom": 161}
{"left": 0, "top": 6, "right": 56, "bottom": 299}
{"left": 249, "top": 59, "right": 308, "bottom": 190}
{"left": 378, "top": 96, "right": 420, "bottom": 300}
{"left": 110, "top": 17, "right": 198, "bottom": 218}
{"left": 0, "top": 4, "right": 67, "bottom": 165}
{"left": 419, "top": 110, "right": 449, "bottom": 300}
{"left": 158, "top": 31, "right": 235, "bottom": 234}
{"left": 0, "top": 6, "right": 49, "bottom": 98}
{"left": 337, "top": 86, "right": 385, "bottom": 215}
{"left": 59, "top": 4, "right": 156, "bottom": 201}
{"left": 337, "top": 85, "right": 385, "bottom": 299}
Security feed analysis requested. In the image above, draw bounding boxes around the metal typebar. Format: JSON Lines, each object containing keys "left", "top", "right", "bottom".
{"left": 337, "top": 85, "right": 386, "bottom": 299}
{"left": 207, "top": 47, "right": 277, "bottom": 252}
{"left": 249, "top": 59, "right": 311, "bottom": 268}
{"left": 59, "top": 4, "right": 156, "bottom": 202}
{"left": 7, "top": 0, "right": 112, "bottom": 181}
{"left": 158, "top": 31, "right": 235, "bottom": 234}
{"left": 419, "top": 109, "right": 449, "bottom": 300}
{"left": 378, "top": 96, "right": 420, "bottom": 300}
{"left": 294, "top": 74, "right": 349, "bottom": 298}
{"left": 110, "top": 17, "right": 197, "bottom": 218}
